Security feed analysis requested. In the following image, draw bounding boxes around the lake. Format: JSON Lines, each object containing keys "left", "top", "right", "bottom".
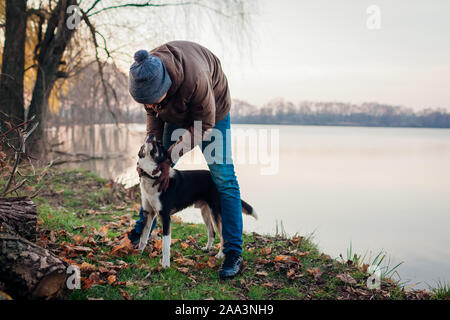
{"left": 49, "top": 123, "right": 450, "bottom": 289}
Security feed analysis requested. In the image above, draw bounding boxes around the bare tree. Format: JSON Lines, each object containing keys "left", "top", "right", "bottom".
{"left": 0, "top": 0, "right": 255, "bottom": 158}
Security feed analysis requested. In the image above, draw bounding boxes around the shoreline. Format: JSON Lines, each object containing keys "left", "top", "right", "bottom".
{"left": 1, "top": 167, "right": 445, "bottom": 300}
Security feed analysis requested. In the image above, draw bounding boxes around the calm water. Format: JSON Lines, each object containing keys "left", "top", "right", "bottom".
{"left": 49, "top": 123, "right": 450, "bottom": 289}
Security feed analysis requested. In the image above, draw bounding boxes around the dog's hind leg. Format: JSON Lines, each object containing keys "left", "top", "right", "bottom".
{"left": 211, "top": 213, "right": 224, "bottom": 259}
{"left": 197, "top": 201, "right": 216, "bottom": 252}
{"left": 161, "top": 213, "right": 171, "bottom": 268}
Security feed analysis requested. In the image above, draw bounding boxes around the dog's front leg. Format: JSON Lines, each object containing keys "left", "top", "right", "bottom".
{"left": 138, "top": 206, "right": 156, "bottom": 252}
{"left": 161, "top": 213, "right": 171, "bottom": 268}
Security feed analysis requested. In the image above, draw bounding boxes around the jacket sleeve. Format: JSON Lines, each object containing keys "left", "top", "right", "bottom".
{"left": 146, "top": 108, "right": 165, "bottom": 141}
{"left": 168, "top": 73, "right": 216, "bottom": 163}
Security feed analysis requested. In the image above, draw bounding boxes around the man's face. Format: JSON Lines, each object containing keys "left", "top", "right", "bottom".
{"left": 144, "top": 92, "right": 167, "bottom": 113}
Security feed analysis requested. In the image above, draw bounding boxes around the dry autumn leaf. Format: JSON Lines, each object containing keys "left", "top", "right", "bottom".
{"left": 256, "top": 271, "right": 268, "bottom": 277}
{"left": 174, "top": 257, "right": 195, "bottom": 266}
{"left": 207, "top": 257, "right": 217, "bottom": 268}
{"left": 111, "top": 237, "right": 134, "bottom": 255}
{"left": 274, "top": 255, "right": 299, "bottom": 263}
{"left": 96, "top": 225, "right": 109, "bottom": 237}
{"left": 306, "top": 267, "right": 323, "bottom": 280}
{"left": 336, "top": 273, "right": 357, "bottom": 285}
{"left": 195, "top": 262, "right": 207, "bottom": 270}
{"left": 107, "top": 275, "right": 116, "bottom": 285}
{"left": 176, "top": 267, "right": 190, "bottom": 275}
{"left": 120, "top": 289, "right": 130, "bottom": 300}
{"left": 260, "top": 247, "right": 272, "bottom": 255}
{"left": 80, "top": 262, "right": 96, "bottom": 272}
{"left": 180, "top": 242, "right": 189, "bottom": 250}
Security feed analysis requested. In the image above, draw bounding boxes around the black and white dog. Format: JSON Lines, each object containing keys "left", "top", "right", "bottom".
{"left": 136, "top": 134, "right": 258, "bottom": 268}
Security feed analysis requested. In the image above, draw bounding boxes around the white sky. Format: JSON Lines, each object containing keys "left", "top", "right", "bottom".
{"left": 124, "top": 0, "right": 450, "bottom": 111}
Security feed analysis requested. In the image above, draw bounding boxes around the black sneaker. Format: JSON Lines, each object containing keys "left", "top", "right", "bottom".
{"left": 127, "top": 229, "right": 141, "bottom": 246}
{"left": 219, "top": 250, "right": 243, "bottom": 280}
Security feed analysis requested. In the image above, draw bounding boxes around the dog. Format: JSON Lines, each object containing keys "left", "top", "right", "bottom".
{"left": 136, "top": 133, "right": 258, "bottom": 268}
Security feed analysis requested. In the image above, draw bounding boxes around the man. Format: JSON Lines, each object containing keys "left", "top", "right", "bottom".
{"left": 127, "top": 41, "right": 243, "bottom": 279}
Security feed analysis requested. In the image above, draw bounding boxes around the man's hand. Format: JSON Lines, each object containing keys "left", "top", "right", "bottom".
{"left": 152, "top": 159, "right": 172, "bottom": 192}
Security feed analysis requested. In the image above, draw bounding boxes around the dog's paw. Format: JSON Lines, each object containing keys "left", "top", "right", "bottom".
{"left": 161, "top": 260, "right": 170, "bottom": 268}
{"left": 201, "top": 246, "right": 211, "bottom": 252}
{"left": 215, "top": 251, "right": 224, "bottom": 259}
{"left": 138, "top": 243, "right": 147, "bottom": 252}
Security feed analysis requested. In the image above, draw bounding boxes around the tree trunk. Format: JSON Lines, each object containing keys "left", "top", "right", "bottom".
{"left": 0, "top": 197, "right": 68, "bottom": 299}
{"left": 27, "top": 0, "right": 78, "bottom": 157}
{"left": 0, "top": 0, "right": 27, "bottom": 147}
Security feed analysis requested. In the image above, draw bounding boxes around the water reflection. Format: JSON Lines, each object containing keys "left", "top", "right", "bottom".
{"left": 48, "top": 123, "right": 450, "bottom": 289}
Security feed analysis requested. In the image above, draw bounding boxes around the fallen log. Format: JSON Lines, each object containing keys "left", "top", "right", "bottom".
{"left": 0, "top": 197, "right": 37, "bottom": 241}
{"left": 0, "top": 197, "right": 68, "bottom": 299}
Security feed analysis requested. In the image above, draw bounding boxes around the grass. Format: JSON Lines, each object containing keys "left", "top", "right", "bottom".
{"left": 0, "top": 167, "right": 445, "bottom": 300}
{"left": 429, "top": 280, "right": 450, "bottom": 300}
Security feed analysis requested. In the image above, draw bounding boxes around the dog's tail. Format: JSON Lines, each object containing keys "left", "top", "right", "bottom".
{"left": 241, "top": 200, "right": 258, "bottom": 220}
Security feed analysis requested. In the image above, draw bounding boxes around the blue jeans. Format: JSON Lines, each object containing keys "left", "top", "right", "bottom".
{"left": 132, "top": 114, "right": 243, "bottom": 254}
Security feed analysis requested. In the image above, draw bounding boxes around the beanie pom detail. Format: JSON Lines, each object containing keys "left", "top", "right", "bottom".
{"left": 134, "top": 50, "right": 149, "bottom": 64}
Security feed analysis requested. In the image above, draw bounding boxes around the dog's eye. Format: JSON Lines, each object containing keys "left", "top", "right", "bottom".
{"left": 138, "top": 145, "right": 145, "bottom": 158}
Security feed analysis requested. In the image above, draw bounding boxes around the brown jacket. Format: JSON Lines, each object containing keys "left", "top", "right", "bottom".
{"left": 146, "top": 41, "right": 231, "bottom": 161}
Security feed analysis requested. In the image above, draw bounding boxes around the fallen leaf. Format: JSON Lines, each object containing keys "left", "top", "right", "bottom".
{"left": 107, "top": 275, "right": 116, "bottom": 285}
{"left": 111, "top": 237, "right": 134, "bottom": 255}
{"left": 336, "top": 273, "right": 357, "bottom": 285}
{"left": 174, "top": 257, "right": 195, "bottom": 266}
{"left": 306, "top": 267, "right": 323, "bottom": 281}
{"left": 176, "top": 267, "right": 190, "bottom": 275}
{"left": 96, "top": 225, "right": 109, "bottom": 237}
{"left": 119, "top": 289, "right": 130, "bottom": 300}
{"left": 180, "top": 242, "right": 189, "bottom": 250}
{"left": 261, "top": 282, "right": 273, "bottom": 288}
{"left": 195, "top": 262, "right": 207, "bottom": 270}
{"left": 49, "top": 230, "right": 56, "bottom": 242}
{"left": 73, "top": 235, "right": 83, "bottom": 244}
{"left": 72, "top": 246, "right": 94, "bottom": 253}
{"left": 256, "top": 271, "right": 268, "bottom": 277}
{"left": 207, "top": 257, "right": 217, "bottom": 268}
{"left": 257, "top": 258, "right": 271, "bottom": 265}
{"left": 260, "top": 247, "right": 272, "bottom": 255}
{"left": 274, "top": 255, "right": 299, "bottom": 263}
{"left": 80, "top": 262, "right": 96, "bottom": 272}
{"left": 82, "top": 278, "right": 94, "bottom": 290}
{"left": 291, "top": 236, "right": 303, "bottom": 245}
{"left": 98, "top": 267, "right": 109, "bottom": 274}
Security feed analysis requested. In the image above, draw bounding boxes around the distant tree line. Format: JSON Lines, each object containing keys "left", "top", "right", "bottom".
{"left": 230, "top": 99, "right": 450, "bottom": 128}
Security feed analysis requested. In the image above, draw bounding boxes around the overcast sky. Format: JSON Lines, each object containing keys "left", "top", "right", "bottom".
{"left": 131, "top": 0, "right": 450, "bottom": 111}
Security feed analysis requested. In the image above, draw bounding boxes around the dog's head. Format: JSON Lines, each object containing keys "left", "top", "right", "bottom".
{"left": 137, "top": 133, "right": 168, "bottom": 172}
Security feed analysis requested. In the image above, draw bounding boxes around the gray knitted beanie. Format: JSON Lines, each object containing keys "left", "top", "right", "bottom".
{"left": 128, "top": 49, "right": 172, "bottom": 104}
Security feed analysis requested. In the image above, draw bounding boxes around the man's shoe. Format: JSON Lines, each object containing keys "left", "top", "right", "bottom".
{"left": 219, "top": 250, "right": 243, "bottom": 280}
{"left": 127, "top": 229, "right": 141, "bottom": 246}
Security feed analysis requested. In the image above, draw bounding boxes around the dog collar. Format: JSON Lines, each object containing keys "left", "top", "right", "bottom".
{"left": 139, "top": 170, "right": 158, "bottom": 180}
